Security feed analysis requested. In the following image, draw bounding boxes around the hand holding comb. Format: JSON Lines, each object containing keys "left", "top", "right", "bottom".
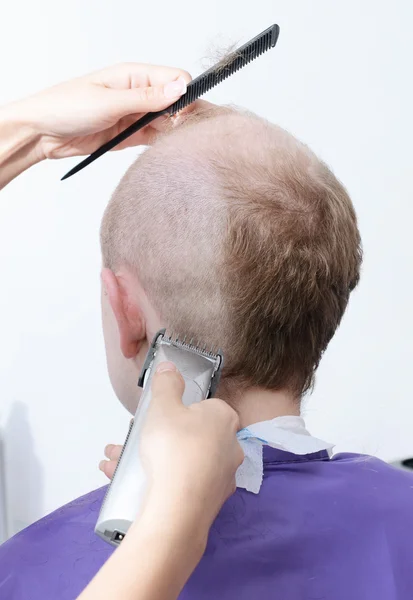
{"left": 61, "top": 24, "right": 280, "bottom": 180}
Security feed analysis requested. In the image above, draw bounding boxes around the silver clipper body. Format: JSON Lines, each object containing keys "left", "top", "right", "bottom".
{"left": 95, "top": 329, "right": 223, "bottom": 546}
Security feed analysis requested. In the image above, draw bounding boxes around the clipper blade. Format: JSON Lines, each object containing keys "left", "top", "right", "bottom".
{"left": 138, "top": 329, "right": 223, "bottom": 398}
{"left": 163, "top": 329, "right": 222, "bottom": 361}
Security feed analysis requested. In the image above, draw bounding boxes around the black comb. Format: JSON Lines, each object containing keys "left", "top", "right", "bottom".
{"left": 61, "top": 24, "right": 280, "bottom": 180}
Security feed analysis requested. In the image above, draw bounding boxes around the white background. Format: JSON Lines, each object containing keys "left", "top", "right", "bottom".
{"left": 0, "top": 1, "right": 412, "bottom": 541}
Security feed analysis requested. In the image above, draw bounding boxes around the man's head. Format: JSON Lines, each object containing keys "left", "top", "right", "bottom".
{"left": 100, "top": 105, "right": 362, "bottom": 413}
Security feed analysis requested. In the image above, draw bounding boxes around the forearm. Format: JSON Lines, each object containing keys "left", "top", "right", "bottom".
{"left": 0, "top": 103, "right": 43, "bottom": 189}
{"left": 77, "top": 502, "right": 206, "bottom": 600}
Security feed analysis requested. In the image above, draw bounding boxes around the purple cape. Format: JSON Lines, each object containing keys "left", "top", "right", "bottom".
{"left": 1, "top": 449, "right": 413, "bottom": 599}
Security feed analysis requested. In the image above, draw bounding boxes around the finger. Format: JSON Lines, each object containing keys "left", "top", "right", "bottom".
{"left": 144, "top": 113, "right": 172, "bottom": 134}
{"left": 109, "top": 114, "right": 161, "bottom": 150}
{"left": 150, "top": 362, "right": 185, "bottom": 416}
{"left": 200, "top": 397, "right": 241, "bottom": 432}
{"left": 92, "top": 63, "right": 192, "bottom": 90}
{"left": 110, "top": 77, "right": 187, "bottom": 118}
{"left": 235, "top": 441, "right": 245, "bottom": 468}
{"left": 104, "top": 444, "right": 122, "bottom": 461}
{"left": 99, "top": 459, "right": 117, "bottom": 480}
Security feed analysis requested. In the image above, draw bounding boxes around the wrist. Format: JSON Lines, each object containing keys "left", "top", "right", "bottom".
{"left": 130, "top": 493, "right": 209, "bottom": 564}
{"left": 96, "top": 501, "right": 207, "bottom": 600}
{"left": 0, "top": 100, "right": 44, "bottom": 164}
{"left": 0, "top": 101, "right": 45, "bottom": 189}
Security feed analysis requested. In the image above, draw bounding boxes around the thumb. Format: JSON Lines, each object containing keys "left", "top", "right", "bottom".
{"left": 112, "top": 77, "right": 187, "bottom": 117}
{"left": 150, "top": 362, "right": 186, "bottom": 416}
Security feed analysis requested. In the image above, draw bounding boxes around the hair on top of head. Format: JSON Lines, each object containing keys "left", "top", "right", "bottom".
{"left": 164, "top": 102, "right": 235, "bottom": 135}
{"left": 101, "top": 105, "right": 362, "bottom": 400}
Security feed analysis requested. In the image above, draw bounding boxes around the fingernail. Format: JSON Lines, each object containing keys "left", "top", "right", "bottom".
{"left": 164, "top": 77, "right": 187, "bottom": 99}
{"left": 105, "top": 444, "right": 114, "bottom": 458}
{"left": 99, "top": 460, "right": 106, "bottom": 472}
{"left": 156, "top": 361, "right": 177, "bottom": 373}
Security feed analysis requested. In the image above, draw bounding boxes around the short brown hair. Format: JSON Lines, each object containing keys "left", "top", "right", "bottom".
{"left": 101, "top": 106, "right": 362, "bottom": 398}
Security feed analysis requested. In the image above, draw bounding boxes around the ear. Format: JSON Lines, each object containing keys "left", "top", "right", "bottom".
{"left": 101, "top": 268, "right": 145, "bottom": 359}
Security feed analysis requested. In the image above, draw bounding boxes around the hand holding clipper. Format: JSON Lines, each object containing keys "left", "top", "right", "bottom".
{"left": 95, "top": 329, "right": 227, "bottom": 546}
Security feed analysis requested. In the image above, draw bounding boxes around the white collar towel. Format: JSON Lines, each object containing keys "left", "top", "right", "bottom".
{"left": 235, "top": 416, "right": 334, "bottom": 494}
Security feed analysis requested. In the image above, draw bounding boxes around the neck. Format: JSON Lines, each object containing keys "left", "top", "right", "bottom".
{"left": 225, "top": 385, "right": 300, "bottom": 429}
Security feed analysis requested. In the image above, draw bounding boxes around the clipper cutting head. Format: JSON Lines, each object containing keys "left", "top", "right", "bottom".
{"left": 138, "top": 329, "right": 223, "bottom": 398}
{"left": 164, "top": 330, "right": 221, "bottom": 359}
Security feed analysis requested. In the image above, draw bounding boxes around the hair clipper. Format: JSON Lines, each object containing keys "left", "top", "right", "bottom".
{"left": 95, "top": 329, "right": 224, "bottom": 546}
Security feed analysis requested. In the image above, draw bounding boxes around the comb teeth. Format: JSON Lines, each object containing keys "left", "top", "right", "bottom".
{"left": 162, "top": 330, "right": 220, "bottom": 360}
{"left": 168, "top": 24, "right": 280, "bottom": 114}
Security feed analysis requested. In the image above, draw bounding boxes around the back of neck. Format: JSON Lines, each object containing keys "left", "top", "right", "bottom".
{"left": 226, "top": 386, "right": 300, "bottom": 429}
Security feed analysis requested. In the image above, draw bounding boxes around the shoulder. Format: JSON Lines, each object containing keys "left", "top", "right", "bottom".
{"left": 331, "top": 452, "right": 413, "bottom": 484}
{"left": 0, "top": 486, "right": 112, "bottom": 598}
{"left": 330, "top": 452, "right": 413, "bottom": 509}
{"left": 263, "top": 451, "right": 413, "bottom": 515}
{"left": 15, "top": 485, "right": 107, "bottom": 544}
